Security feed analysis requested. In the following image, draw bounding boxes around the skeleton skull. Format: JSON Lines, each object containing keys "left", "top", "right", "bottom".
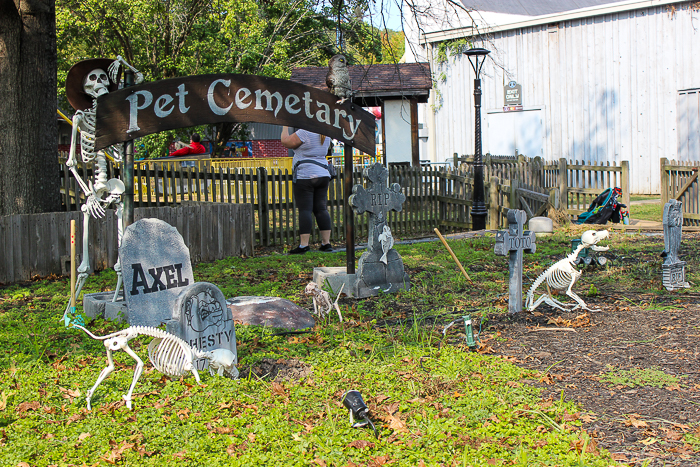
{"left": 83, "top": 68, "right": 110, "bottom": 98}
{"left": 580, "top": 230, "right": 610, "bottom": 251}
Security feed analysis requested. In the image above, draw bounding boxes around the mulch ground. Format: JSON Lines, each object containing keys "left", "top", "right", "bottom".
{"left": 484, "top": 287, "right": 700, "bottom": 466}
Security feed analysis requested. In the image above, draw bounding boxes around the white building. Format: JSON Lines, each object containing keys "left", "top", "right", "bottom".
{"left": 403, "top": 0, "right": 700, "bottom": 193}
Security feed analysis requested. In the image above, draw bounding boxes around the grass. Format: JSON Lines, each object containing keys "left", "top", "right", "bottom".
{"left": 599, "top": 366, "right": 682, "bottom": 389}
{"left": 2, "top": 229, "right": 696, "bottom": 466}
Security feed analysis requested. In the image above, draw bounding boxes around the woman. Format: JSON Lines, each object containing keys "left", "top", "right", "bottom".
{"left": 281, "top": 126, "right": 333, "bottom": 254}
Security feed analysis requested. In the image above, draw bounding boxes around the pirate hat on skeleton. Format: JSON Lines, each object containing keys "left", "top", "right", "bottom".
{"left": 66, "top": 58, "right": 121, "bottom": 112}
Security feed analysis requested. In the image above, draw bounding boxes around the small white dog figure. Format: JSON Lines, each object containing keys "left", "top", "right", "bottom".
{"left": 304, "top": 282, "right": 344, "bottom": 322}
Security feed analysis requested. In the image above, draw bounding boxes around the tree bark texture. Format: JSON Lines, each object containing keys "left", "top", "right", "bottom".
{"left": 0, "top": 0, "right": 61, "bottom": 215}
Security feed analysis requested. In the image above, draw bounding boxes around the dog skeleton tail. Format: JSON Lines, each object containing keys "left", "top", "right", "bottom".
{"left": 525, "top": 271, "right": 549, "bottom": 310}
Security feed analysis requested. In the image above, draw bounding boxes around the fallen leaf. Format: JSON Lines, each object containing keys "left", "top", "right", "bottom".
{"left": 640, "top": 437, "right": 658, "bottom": 446}
{"left": 247, "top": 433, "right": 256, "bottom": 443}
{"left": 172, "top": 450, "right": 187, "bottom": 459}
{"left": 16, "top": 401, "right": 41, "bottom": 413}
{"left": 78, "top": 432, "right": 91, "bottom": 441}
{"left": 625, "top": 415, "right": 648, "bottom": 428}
{"left": 313, "top": 458, "right": 327, "bottom": 466}
{"left": 347, "top": 440, "right": 375, "bottom": 449}
{"left": 226, "top": 442, "right": 248, "bottom": 456}
{"left": 101, "top": 441, "right": 135, "bottom": 464}
{"left": 271, "top": 382, "right": 287, "bottom": 397}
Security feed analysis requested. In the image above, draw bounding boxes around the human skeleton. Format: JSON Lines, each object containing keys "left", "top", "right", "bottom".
{"left": 72, "top": 324, "right": 238, "bottom": 410}
{"left": 63, "top": 57, "right": 144, "bottom": 323}
{"left": 304, "top": 282, "right": 344, "bottom": 322}
{"left": 525, "top": 230, "right": 609, "bottom": 312}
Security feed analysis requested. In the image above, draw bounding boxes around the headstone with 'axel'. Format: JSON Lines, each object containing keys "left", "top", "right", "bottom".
{"left": 494, "top": 209, "right": 536, "bottom": 313}
{"left": 119, "top": 218, "right": 194, "bottom": 327}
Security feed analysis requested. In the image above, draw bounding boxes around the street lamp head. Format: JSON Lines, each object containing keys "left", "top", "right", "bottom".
{"left": 463, "top": 47, "right": 490, "bottom": 79}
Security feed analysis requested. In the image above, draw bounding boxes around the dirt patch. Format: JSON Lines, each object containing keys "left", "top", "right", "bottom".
{"left": 481, "top": 291, "right": 700, "bottom": 466}
{"left": 240, "top": 358, "right": 313, "bottom": 381}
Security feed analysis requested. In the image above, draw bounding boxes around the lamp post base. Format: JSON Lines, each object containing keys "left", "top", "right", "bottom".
{"left": 471, "top": 203, "right": 488, "bottom": 231}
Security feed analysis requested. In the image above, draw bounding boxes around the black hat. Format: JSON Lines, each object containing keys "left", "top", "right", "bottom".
{"left": 65, "top": 58, "right": 121, "bottom": 111}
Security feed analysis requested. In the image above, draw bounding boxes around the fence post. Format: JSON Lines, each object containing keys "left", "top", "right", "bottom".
{"left": 257, "top": 167, "right": 269, "bottom": 246}
{"left": 660, "top": 157, "right": 670, "bottom": 205}
{"left": 488, "top": 176, "right": 499, "bottom": 230}
{"left": 558, "top": 158, "right": 568, "bottom": 212}
{"left": 509, "top": 177, "right": 519, "bottom": 211}
{"left": 620, "top": 160, "right": 630, "bottom": 208}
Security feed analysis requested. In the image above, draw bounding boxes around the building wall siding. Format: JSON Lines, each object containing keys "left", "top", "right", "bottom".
{"left": 430, "top": 3, "right": 700, "bottom": 193}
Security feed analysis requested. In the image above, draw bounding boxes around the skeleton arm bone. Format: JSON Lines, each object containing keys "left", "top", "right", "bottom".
{"left": 109, "top": 56, "right": 144, "bottom": 85}
{"left": 67, "top": 113, "right": 92, "bottom": 196}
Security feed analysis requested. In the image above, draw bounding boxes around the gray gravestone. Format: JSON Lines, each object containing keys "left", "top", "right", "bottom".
{"left": 167, "top": 282, "right": 237, "bottom": 372}
{"left": 349, "top": 163, "right": 410, "bottom": 298}
{"left": 119, "top": 218, "right": 194, "bottom": 326}
{"left": 494, "top": 210, "right": 536, "bottom": 313}
{"left": 227, "top": 296, "right": 315, "bottom": 329}
{"left": 662, "top": 200, "right": 690, "bottom": 290}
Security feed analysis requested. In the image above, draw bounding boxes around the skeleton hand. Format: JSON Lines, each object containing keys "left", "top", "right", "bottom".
{"left": 85, "top": 193, "right": 106, "bottom": 219}
{"left": 109, "top": 56, "right": 144, "bottom": 85}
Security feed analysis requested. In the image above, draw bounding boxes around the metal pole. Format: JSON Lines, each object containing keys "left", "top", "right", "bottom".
{"left": 471, "top": 76, "right": 487, "bottom": 230}
{"left": 123, "top": 70, "right": 135, "bottom": 228}
{"left": 344, "top": 143, "right": 355, "bottom": 274}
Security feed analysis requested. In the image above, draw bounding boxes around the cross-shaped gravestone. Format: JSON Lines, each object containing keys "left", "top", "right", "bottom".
{"left": 348, "top": 163, "right": 409, "bottom": 298}
{"left": 494, "top": 209, "right": 536, "bottom": 313}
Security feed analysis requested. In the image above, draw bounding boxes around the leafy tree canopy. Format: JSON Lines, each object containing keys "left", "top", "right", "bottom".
{"left": 56, "top": 0, "right": 402, "bottom": 156}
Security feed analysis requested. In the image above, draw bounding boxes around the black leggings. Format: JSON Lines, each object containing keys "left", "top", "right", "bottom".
{"left": 294, "top": 177, "right": 332, "bottom": 234}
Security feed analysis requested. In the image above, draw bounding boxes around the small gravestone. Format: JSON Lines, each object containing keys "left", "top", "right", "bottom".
{"left": 495, "top": 210, "right": 536, "bottom": 313}
{"left": 662, "top": 200, "right": 690, "bottom": 291}
{"left": 167, "top": 282, "right": 237, "bottom": 372}
{"left": 119, "top": 218, "right": 194, "bottom": 326}
{"left": 227, "top": 296, "right": 315, "bottom": 329}
{"left": 349, "top": 163, "right": 410, "bottom": 298}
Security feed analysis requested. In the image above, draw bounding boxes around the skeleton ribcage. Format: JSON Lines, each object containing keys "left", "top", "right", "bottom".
{"left": 546, "top": 269, "right": 573, "bottom": 291}
{"left": 147, "top": 337, "right": 194, "bottom": 377}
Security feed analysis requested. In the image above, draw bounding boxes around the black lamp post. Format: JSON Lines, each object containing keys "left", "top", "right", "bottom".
{"left": 464, "top": 47, "right": 490, "bottom": 231}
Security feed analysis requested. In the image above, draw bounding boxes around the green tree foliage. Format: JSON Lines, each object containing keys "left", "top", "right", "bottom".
{"left": 56, "top": 0, "right": 394, "bottom": 157}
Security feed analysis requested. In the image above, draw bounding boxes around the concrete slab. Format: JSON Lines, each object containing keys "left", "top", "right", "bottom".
{"left": 83, "top": 291, "right": 128, "bottom": 323}
{"left": 312, "top": 267, "right": 356, "bottom": 298}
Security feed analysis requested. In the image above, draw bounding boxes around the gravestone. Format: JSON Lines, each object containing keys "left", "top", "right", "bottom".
{"left": 494, "top": 209, "right": 536, "bottom": 313}
{"left": 348, "top": 163, "right": 410, "bottom": 298}
{"left": 227, "top": 296, "right": 315, "bottom": 329}
{"left": 119, "top": 218, "right": 194, "bottom": 326}
{"left": 167, "top": 282, "right": 237, "bottom": 372}
{"left": 662, "top": 200, "right": 690, "bottom": 291}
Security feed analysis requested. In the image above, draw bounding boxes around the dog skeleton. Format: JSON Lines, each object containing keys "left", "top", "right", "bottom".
{"left": 304, "top": 282, "right": 344, "bottom": 322}
{"left": 525, "top": 230, "right": 609, "bottom": 312}
{"left": 72, "top": 324, "right": 238, "bottom": 410}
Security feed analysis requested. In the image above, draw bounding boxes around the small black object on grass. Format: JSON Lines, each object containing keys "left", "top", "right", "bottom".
{"left": 342, "top": 390, "right": 378, "bottom": 438}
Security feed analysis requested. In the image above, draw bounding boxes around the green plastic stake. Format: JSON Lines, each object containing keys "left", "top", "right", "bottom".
{"left": 463, "top": 315, "right": 477, "bottom": 348}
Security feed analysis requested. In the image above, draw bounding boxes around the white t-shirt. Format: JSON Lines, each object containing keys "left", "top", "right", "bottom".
{"left": 292, "top": 129, "right": 332, "bottom": 180}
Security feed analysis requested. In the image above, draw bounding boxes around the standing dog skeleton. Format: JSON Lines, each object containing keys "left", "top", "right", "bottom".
{"left": 63, "top": 57, "right": 144, "bottom": 323}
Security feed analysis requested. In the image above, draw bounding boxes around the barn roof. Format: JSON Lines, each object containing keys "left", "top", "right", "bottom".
{"left": 459, "top": 0, "right": 627, "bottom": 16}
{"left": 290, "top": 62, "right": 432, "bottom": 106}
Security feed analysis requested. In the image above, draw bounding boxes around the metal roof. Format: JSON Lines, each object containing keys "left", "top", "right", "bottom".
{"left": 459, "top": 0, "right": 627, "bottom": 16}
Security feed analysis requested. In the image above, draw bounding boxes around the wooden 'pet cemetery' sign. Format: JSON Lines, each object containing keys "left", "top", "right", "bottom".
{"left": 93, "top": 74, "right": 376, "bottom": 155}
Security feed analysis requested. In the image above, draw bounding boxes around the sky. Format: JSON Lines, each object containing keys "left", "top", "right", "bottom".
{"left": 370, "top": 0, "right": 404, "bottom": 31}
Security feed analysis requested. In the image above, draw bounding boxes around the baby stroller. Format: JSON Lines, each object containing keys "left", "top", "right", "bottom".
{"left": 576, "top": 187, "right": 629, "bottom": 224}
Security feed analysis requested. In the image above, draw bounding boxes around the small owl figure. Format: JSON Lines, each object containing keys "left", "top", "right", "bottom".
{"left": 326, "top": 54, "right": 353, "bottom": 104}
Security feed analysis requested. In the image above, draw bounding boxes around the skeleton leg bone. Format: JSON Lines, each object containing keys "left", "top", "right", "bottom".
{"left": 86, "top": 348, "right": 116, "bottom": 411}
{"left": 120, "top": 344, "right": 144, "bottom": 410}
{"left": 63, "top": 207, "right": 92, "bottom": 323}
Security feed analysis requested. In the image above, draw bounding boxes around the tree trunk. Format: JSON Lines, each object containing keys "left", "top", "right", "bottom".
{"left": 0, "top": 0, "right": 61, "bottom": 216}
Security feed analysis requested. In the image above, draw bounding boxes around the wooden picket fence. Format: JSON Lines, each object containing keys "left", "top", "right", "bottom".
{"left": 454, "top": 155, "right": 630, "bottom": 221}
{"left": 660, "top": 158, "right": 700, "bottom": 226}
{"left": 0, "top": 204, "right": 253, "bottom": 284}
